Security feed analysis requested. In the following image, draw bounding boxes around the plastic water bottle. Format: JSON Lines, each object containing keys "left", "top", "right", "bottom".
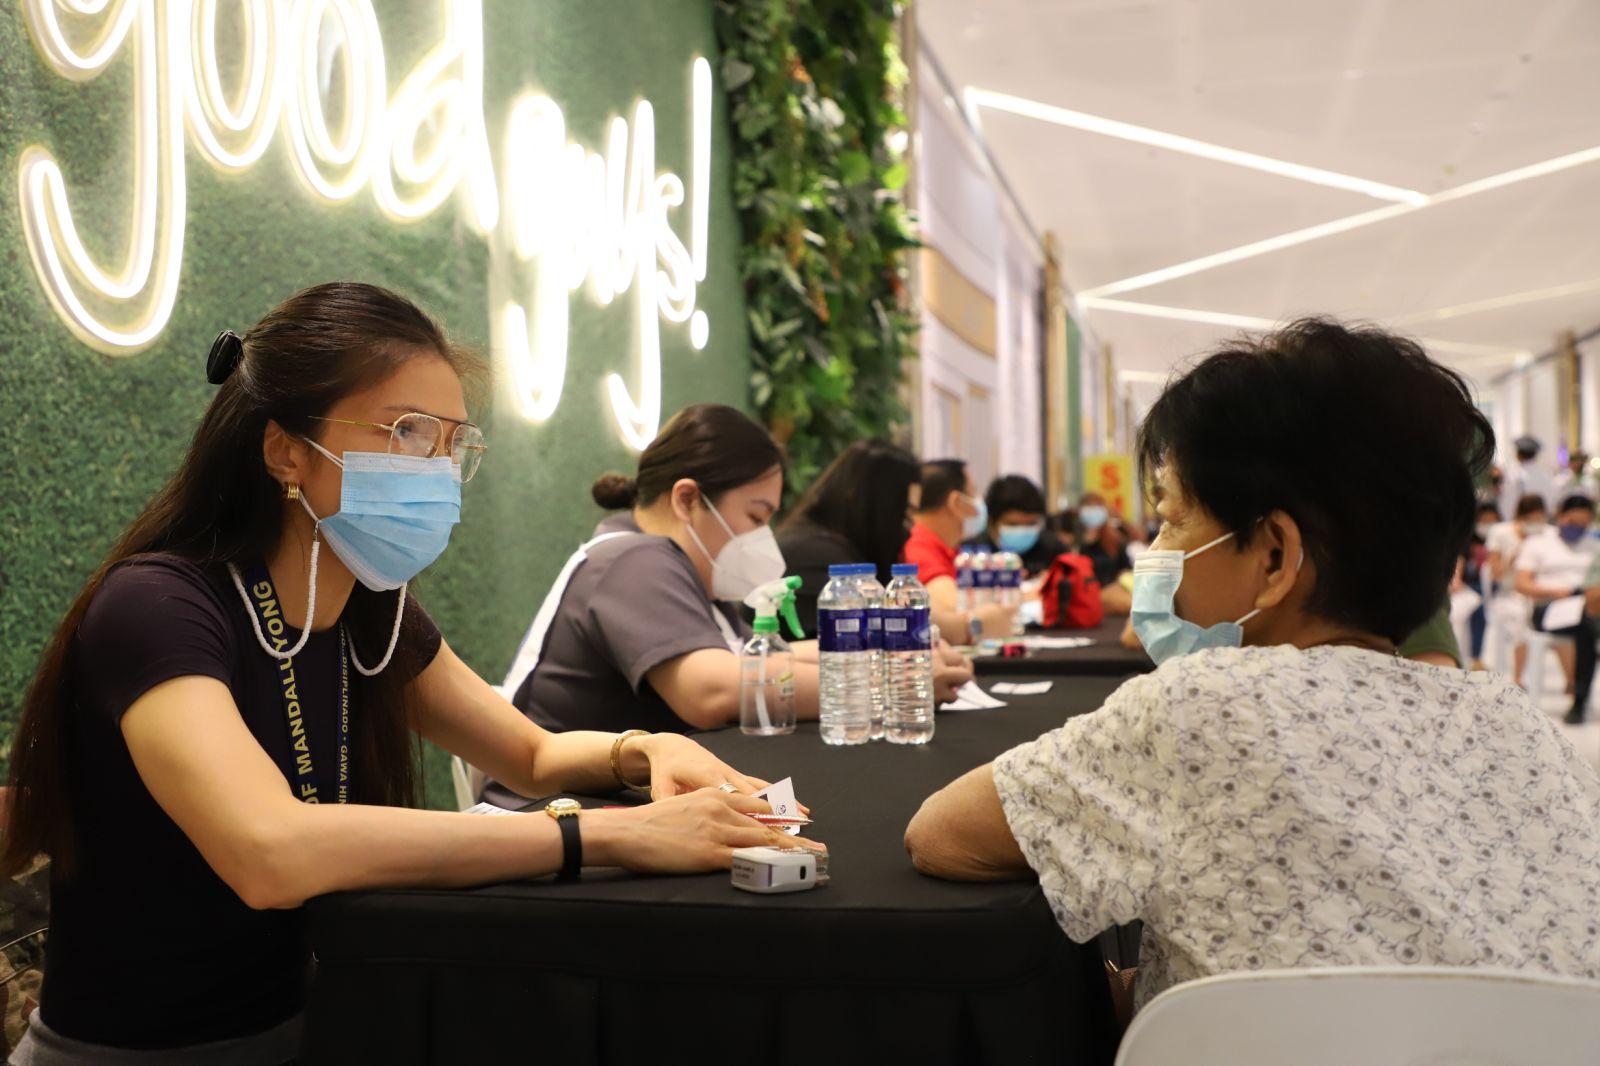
{"left": 817, "top": 564, "right": 872, "bottom": 745}
{"left": 970, "top": 546, "right": 994, "bottom": 607}
{"left": 853, "top": 563, "right": 887, "bottom": 741}
{"left": 997, "top": 550, "right": 1025, "bottom": 635}
{"left": 954, "top": 545, "right": 975, "bottom": 614}
{"left": 883, "top": 563, "right": 935, "bottom": 744}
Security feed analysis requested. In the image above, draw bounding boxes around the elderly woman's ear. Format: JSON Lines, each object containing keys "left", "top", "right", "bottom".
{"left": 1251, "top": 510, "right": 1308, "bottom": 614}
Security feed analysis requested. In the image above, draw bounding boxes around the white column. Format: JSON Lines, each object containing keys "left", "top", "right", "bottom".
{"left": 1580, "top": 338, "right": 1600, "bottom": 457}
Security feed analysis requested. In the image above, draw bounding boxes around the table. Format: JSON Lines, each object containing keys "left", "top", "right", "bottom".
{"left": 974, "top": 616, "right": 1154, "bottom": 678}
{"left": 302, "top": 674, "right": 1125, "bottom": 1066}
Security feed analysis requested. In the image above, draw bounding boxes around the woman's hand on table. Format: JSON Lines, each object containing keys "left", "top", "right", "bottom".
{"left": 585, "top": 788, "right": 824, "bottom": 873}
{"left": 932, "top": 640, "right": 974, "bottom": 705}
{"left": 630, "top": 733, "right": 807, "bottom": 813}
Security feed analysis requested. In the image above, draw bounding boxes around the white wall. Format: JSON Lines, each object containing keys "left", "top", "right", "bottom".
{"left": 914, "top": 58, "right": 1044, "bottom": 494}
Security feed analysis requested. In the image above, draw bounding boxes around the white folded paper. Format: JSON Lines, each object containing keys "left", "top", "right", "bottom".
{"left": 1540, "top": 594, "right": 1586, "bottom": 632}
{"left": 940, "top": 680, "right": 1009, "bottom": 712}
{"left": 463, "top": 801, "right": 516, "bottom": 815}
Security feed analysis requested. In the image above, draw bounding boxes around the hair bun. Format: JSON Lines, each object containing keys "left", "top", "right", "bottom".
{"left": 205, "top": 330, "right": 244, "bottom": 384}
{"left": 591, "top": 473, "right": 638, "bottom": 509}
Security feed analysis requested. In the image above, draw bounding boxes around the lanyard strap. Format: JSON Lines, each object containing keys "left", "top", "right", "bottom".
{"left": 242, "top": 565, "right": 350, "bottom": 804}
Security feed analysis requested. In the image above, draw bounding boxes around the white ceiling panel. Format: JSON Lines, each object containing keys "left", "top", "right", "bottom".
{"left": 918, "top": 0, "right": 1600, "bottom": 376}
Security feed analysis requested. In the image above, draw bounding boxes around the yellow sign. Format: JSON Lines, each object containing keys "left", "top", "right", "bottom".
{"left": 1083, "top": 454, "right": 1136, "bottom": 521}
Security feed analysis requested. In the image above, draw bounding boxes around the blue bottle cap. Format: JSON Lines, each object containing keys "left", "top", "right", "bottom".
{"left": 891, "top": 563, "right": 917, "bottom": 577}
{"left": 827, "top": 564, "right": 853, "bottom": 577}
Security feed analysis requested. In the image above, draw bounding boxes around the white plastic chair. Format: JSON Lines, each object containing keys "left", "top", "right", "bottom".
{"left": 449, "top": 754, "right": 486, "bottom": 811}
{"left": 1524, "top": 630, "right": 1558, "bottom": 706}
{"left": 1115, "top": 966, "right": 1600, "bottom": 1066}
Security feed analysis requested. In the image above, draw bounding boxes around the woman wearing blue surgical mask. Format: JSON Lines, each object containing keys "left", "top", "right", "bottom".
{"left": 907, "top": 318, "right": 1600, "bottom": 1007}
{"left": 490, "top": 405, "right": 824, "bottom": 796}
{"left": 2, "top": 286, "right": 807, "bottom": 1062}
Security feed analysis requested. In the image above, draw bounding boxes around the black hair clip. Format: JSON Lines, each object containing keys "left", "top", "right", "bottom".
{"left": 205, "top": 330, "right": 244, "bottom": 384}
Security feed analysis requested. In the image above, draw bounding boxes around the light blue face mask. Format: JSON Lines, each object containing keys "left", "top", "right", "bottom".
{"left": 962, "top": 494, "right": 989, "bottom": 541}
{"left": 1131, "top": 529, "right": 1296, "bottom": 665}
{"left": 997, "top": 522, "right": 1043, "bottom": 555}
{"left": 302, "top": 440, "right": 461, "bottom": 591}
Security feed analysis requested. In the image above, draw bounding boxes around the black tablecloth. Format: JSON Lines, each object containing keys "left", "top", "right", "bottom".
{"left": 302, "top": 674, "right": 1125, "bottom": 1066}
{"left": 974, "top": 617, "right": 1153, "bottom": 678}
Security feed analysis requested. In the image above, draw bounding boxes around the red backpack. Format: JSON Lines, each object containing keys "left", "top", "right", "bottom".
{"left": 1039, "top": 552, "right": 1104, "bottom": 629}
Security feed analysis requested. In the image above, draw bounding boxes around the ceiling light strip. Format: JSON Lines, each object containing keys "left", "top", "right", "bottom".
{"left": 966, "top": 88, "right": 1426, "bottom": 205}
{"left": 1082, "top": 145, "right": 1600, "bottom": 299}
{"left": 1390, "top": 277, "right": 1600, "bottom": 326}
{"left": 1077, "top": 296, "right": 1530, "bottom": 363}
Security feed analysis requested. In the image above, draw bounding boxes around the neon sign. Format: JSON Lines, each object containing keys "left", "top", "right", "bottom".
{"left": 18, "top": 0, "right": 713, "bottom": 449}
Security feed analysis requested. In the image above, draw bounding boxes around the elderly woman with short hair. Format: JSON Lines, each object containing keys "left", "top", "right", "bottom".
{"left": 905, "top": 319, "right": 1600, "bottom": 1008}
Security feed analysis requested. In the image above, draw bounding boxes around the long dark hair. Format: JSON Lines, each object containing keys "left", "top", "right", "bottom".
{"left": 2, "top": 282, "right": 479, "bottom": 877}
{"left": 783, "top": 440, "right": 920, "bottom": 577}
{"left": 591, "top": 403, "right": 784, "bottom": 509}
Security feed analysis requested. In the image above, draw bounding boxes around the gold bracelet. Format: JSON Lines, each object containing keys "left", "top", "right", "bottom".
{"left": 610, "top": 730, "right": 650, "bottom": 791}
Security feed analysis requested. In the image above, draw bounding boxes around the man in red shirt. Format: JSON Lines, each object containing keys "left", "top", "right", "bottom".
{"left": 905, "top": 459, "right": 1014, "bottom": 643}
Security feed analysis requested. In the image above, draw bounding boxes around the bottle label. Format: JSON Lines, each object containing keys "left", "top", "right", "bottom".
{"left": 881, "top": 607, "right": 931, "bottom": 652}
{"left": 973, "top": 569, "right": 996, "bottom": 588}
{"left": 956, "top": 567, "right": 974, "bottom": 589}
{"left": 818, "top": 608, "right": 868, "bottom": 653}
{"left": 865, "top": 607, "right": 883, "bottom": 651}
{"left": 998, "top": 570, "right": 1022, "bottom": 589}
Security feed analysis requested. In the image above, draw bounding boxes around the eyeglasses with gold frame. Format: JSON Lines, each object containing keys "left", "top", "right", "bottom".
{"left": 309, "top": 412, "right": 488, "bottom": 482}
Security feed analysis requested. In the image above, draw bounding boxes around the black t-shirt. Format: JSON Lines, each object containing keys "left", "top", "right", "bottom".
{"left": 775, "top": 516, "right": 862, "bottom": 637}
{"left": 1080, "top": 536, "right": 1132, "bottom": 588}
{"left": 40, "top": 555, "right": 440, "bottom": 1049}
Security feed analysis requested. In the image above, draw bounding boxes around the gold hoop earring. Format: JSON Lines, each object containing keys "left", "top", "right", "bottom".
{"left": 284, "top": 482, "right": 300, "bottom": 501}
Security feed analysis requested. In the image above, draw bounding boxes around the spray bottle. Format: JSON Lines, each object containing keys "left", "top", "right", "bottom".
{"left": 740, "top": 576, "right": 804, "bottom": 736}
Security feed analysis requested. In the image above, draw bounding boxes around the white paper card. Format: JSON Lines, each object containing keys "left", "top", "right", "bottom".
{"left": 941, "top": 680, "right": 1008, "bottom": 712}
{"left": 754, "top": 777, "right": 801, "bottom": 834}
{"left": 1022, "top": 635, "right": 1094, "bottom": 650}
{"left": 992, "top": 681, "right": 1053, "bottom": 696}
{"left": 463, "top": 802, "right": 516, "bottom": 816}
{"left": 1019, "top": 599, "right": 1044, "bottom": 625}
{"left": 1541, "top": 594, "right": 1586, "bottom": 632}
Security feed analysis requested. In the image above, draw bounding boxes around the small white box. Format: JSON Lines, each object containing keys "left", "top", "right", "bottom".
{"left": 730, "top": 846, "right": 829, "bottom": 893}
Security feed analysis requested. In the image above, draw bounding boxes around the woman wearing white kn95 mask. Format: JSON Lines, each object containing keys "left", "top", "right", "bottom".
{"left": 3, "top": 285, "right": 805, "bottom": 1064}
{"left": 488, "top": 405, "right": 829, "bottom": 808}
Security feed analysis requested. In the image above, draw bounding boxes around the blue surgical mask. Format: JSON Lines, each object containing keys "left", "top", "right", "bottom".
{"left": 1131, "top": 530, "right": 1299, "bottom": 665}
{"left": 962, "top": 494, "right": 989, "bottom": 541}
{"left": 303, "top": 440, "right": 461, "bottom": 591}
{"left": 998, "top": 523, "right": 1043, "bottom": 555}
{"left": 1080, "top": 505, "right": 1108, "bottom": 531}
{"left": 1558, "top": 523, "right": 1588, "bottom": 547}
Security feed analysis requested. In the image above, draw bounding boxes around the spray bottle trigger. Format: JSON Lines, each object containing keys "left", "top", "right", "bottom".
{"left": 779, "top": 575, "right": 805, "bottom": 639}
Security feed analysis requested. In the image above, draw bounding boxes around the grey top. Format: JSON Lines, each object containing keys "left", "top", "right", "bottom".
{"left": 486, "top": 514, "right": 750, "bottom": 807}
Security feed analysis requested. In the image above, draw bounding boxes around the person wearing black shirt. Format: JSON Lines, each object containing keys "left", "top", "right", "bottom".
{"left": 2, "top": 284, "right": 804, "bottom": 1064}
{"left": 973, "top": 474, "right": 1069, "bottom": 576}
{"left": 776, "top": 439, "right": 922, "bottom": 634}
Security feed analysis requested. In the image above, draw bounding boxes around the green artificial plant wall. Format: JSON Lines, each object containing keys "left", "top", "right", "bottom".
{"left": 714, "top": 0, "right": 917, "bottom": 493}
{"left": 0, "top": 0, "right": 748, "bottom": 805}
